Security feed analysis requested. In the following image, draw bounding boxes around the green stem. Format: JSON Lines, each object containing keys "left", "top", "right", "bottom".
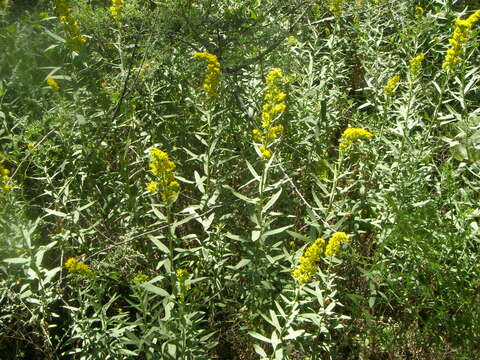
{"left": 328, "top": 151, "right": 343, "bottom": 211}
{"left": 166, "top": 205, "right": 175, "bottom": 293}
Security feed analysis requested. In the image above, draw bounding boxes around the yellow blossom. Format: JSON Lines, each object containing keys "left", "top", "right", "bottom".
{"left": 27, "top": 141, "right": 37, "bottom": 152}
{"left": 0, "top": 162, "right": 12, "bottom": 192}
{"left": 109, "top": 0, "right": 124, "bottom": 22}
{"left": 324, "top": 232, "right": 350, "bottom": 257}
{"left": 415, "top": 6, "right": 423, "bottom": 18}
{"left": 176, "top": 268, "right": 191, "bottom": 291}
{"left": 54, "top": 0, "right": 87, "bottom": 51}
{"left": 339, "top": 128, "right": 374, "bottom": 151}
{"left": 146, "top": 181, "right": 159, "bottom": 192}
{"left": 442, "top": 10, "right": 480, "bottom": 70}
{"left": 193, "top": 52, "right": 221, "bottom": 97}
{"left": 409, "top": 54, "right": 425, "bottom": 73}
{"left": 328, "top": 0, "right": 343, "bottom": 14}
{"left": 253, "top": 68, "right": 286, "bottom": 160}
{"left": 292, "top": 238, "right": 325, "bottom": 285}
{"left": 147, "top": 148, "right": 180, "bottom": 203}
{"left": 384, "top": 75, "right": 400, "bottom": 96}
{"left": 46, "top": 77, "right": 60, "bottom": 91}
{"left": 65, "top": 257, "right": 93, "bottom": 277}
{"left": 132, "top": 271, "right": 148, "bottom": 283}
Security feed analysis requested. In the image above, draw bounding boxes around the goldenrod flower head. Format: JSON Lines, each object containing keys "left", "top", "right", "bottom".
{"left": 254, "top": 68, "right": 286, "bottom": 160}
{"left": 292, "top": 238, "right": 325, "bottom": 285}
{"left": 193, "top": 52, "right": 221, "bottom": 97}
{"left": 54, "top": 0, "right": 87, "bottom": 51}
{"left": 147, "top": 148, "right": 180, "bottom": 203}
{"left": 65, "top": 257, "right": 93, "bottom": 277}
{"left": 287, "top": 35, "right": 298, "bottom": 46}
{"left": 384, "top": 75, "right": 400, "bottom": 96}
{"left": 324, "top": 232, "right": 350, "bottom": 257}
{"left": 46, "top": 77, "right": 60, "bottom": 91}
{"left": 328, "top": 0, "right": 343, "bottom": 14}
{"left": 132, "top": 271, "right": 148, "bottom": 283}
{"left": 27, "top": 141, "right": 37, "bottom": 152}
{"left": 146, "top": 181, "right": 159, "bottom": 192}
{"left": 149, "top": 148, "right": 175, "bottom": 176}
{"left": 442, "top": 10, "right": 480, "bottom": 70}
{"left": 176, "top": 268, "right": 191, "bottom": 291}
{"left": 415, "top": 6, "right": 423, "bottom": 18}
{"left": 109, "top": 0, "right": 124, "bottom": 21}
{"left": 409, "top": 54, "right": 425, "bottom": 73}
{"left": 0, "top": 162, "right": 12, "bottom": 192}
{"left": 258, "top": 145, "right": 271, "bottom": 159}
{"left": 339, "top": 127, "right": 374, "bottom": 151}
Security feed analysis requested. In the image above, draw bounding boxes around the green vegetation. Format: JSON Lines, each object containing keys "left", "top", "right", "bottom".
{"left": 1, "top": 0, "right": 480, "bottom": 358}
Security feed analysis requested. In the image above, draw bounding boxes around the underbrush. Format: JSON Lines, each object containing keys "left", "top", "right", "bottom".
{"left": 1, "top": 0, "right": 479, "bottom": 359}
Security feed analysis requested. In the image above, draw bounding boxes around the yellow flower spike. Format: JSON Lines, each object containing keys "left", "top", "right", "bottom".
{"left": 46, "top": 77, "right": 60, "bottom": 91}
{"left": 132, "top": 271, "right": 148, "bottom": 283}
{"left": 339, "top": 128, "right": 374, "bottom": 151}
{"left": 325, "top": 232, "right": 350, "bottom": 257}
{"left": 254, "top": 68, "right": 287, "bottom": 160}
{"left": 147, "top": 148, "right": 180, "bottom": 203}
{"left": 442, "top": 10, "right": 480, "bottom": 70}
{"left": 109, "top": 0, "right": 124, "bottom": 22}
{"left": 415, "top": 6, "right": 423, "bottom": 18}
{"left": 65, "top": 257, "right": 93, "bottom": 277}
{"left": 193, "top": 52, "right": 221, "bottom": 97}
{"left": 176, "top": 268, "right": 191, "bottom": 291}
{"left": 146, "top": 181, "right": 159, "bottom": 193}
{"left": 54, "top": 0, "right": 87, "bottom": 50}
{"left": 384, "top": 75, "right": 400, "bottom": 96}
{"left": 0, "top": 162, "right": 12, "bottom": 193}
{"left": 409, "top": 54, "right": 425, "bottom": 73}
{"left": 292, "top": 237, "right": 326, "bottom": 284}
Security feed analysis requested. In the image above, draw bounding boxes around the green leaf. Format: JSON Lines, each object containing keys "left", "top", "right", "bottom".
{"left": 224, "top": 185, "right": 257, "bottom": 204}
{"left": 228, "top": 258, "right": 251, "bottom": 270}
{"left": 139, "top": 283, "right": 169, "bottom": 297}
{"left": 252, "top": 344, "right": 267, "bottom": 358}
{"left": 149, "top": 235, "right": 169, "bottom": 254}
{"left": 284, "top": 329, "right": 305, "bottom": 340}
{"left": 249, "top": 331, "right": 271, "bottom": 344}
{"left": 194, "top": 171, "right": 205, "bottom": 194}
{"left": 263, "top": 225, "right": 293, "bottom": 238}
{"left": 262, "top": 188, "right": 282, "bottom": 214}
{"left": 3, "top": 258, "right": 29, "bottom": 264}
{"left": 44, "top": 208, "right": 67, "bottom": 218}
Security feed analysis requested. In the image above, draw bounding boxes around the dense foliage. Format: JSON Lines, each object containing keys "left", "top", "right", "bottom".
{"left": 1, "top": 0, "right": 480, "bottom": 359}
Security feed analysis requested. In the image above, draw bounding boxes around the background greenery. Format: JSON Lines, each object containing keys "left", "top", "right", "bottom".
{"left": 1, "top": 0, "right": 480, "bottom": 359}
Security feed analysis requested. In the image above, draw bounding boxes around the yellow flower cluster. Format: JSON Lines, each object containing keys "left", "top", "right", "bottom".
{"left": 324, "top": 231, "right": 350, "bottom": 256}
{"left": 442, "top": 10, "right": 480, "bottom": 70}
{"left": 46, "top": 77, "right": 60, "bottom": 91}
{"left": 409, "top": 54, "right": 425, "bottom": 73}
{"left": 132, "top": 271, "right": 148, "bottom": 283}
{"left": 176, "top": 268, "right": 191, "bottom": 290}
{"left": 339, "top": 127, "right": 374, "bottom": 151}
{"left": 415, "top": 6, "right": 423, "bottom": 18}
{"left": 384, "top": 75, "right": 400, "bottom": 97}
{"left": 328, "top": 0, "right": 343, "bottom": 14}
{"left": 54, "top": 0, "right": 87, "bottom": 51}
{"left": 109, "top": 0, "right": 124, "bottom": 22}
{"left": 253, "top": 68, "right": 286, "bottom": 159}
{"left": 292, "top": 238, "right": 325, "bottom": 285}
{"left": 65, "top": 257, "right": 93, "bottom": 277}
{"left": 0, "top": 162, "right": 11, "bottom": 192}
{"left": 193, "top": 52, "right": 222, "bottom": 97}
{"left": 292, "top": 232, "right": 350, "bottom": 284}
{"left": 147, "top": 148, "right": 180, "bottom": 202}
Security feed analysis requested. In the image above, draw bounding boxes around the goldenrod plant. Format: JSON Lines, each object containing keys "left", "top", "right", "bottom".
{"left": 1, "top": 0, "right": 480, "bottom": 359}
